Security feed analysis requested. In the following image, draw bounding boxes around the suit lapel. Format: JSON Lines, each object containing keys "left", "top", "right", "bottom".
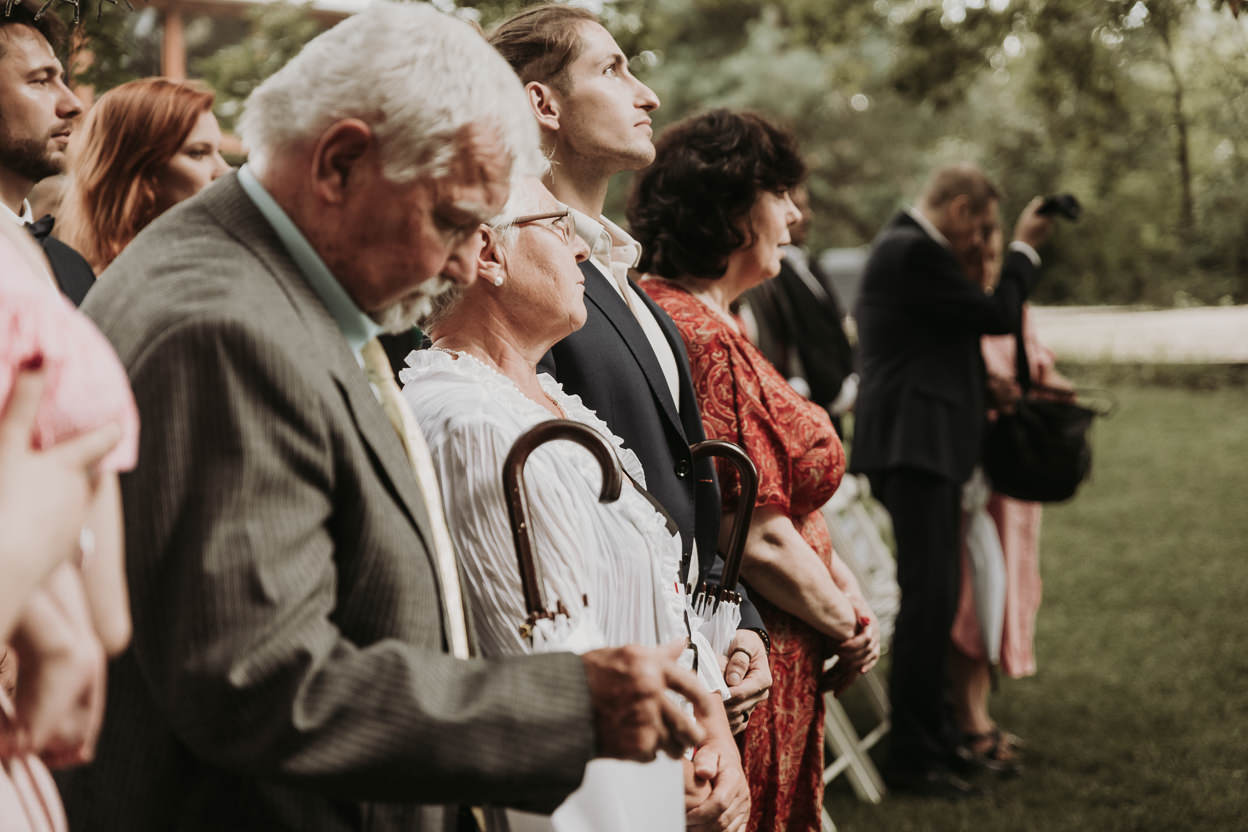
{"left": 330, "top": 360, "right": 437, "bottom": 542}
{"left": 202, "top": 176, "right": 436, "bottom": 552}
{"left": 632, "top": 279, "right": 698, "bottom": 439}
{"left": 581, "top": 261, "right": 686, "bottom": 440}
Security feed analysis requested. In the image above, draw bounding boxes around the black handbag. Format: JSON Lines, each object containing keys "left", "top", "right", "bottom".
{"left": 983, "top": 328, "right": 1111, "bottom": 503}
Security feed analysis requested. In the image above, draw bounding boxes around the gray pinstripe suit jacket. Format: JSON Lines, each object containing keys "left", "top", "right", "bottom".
{"left": 58, "top": 174, "right": 595, "bottom": 831}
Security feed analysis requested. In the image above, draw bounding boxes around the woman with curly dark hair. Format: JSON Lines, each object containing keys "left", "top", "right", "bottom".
{"left": 632, "top": 110, "right": 881, "bottom": 832}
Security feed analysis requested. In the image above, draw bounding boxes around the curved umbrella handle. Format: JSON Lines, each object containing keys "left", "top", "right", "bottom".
{"left": 690, "top": 439, "right": 758, "bottom": 591}
{"left": 503, "top": 419, "right": 624, "bottom": 618}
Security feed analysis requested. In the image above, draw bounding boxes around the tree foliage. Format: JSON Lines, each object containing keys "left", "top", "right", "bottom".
{"left": 59, "top": 0, "right": 1248, "bottom": 305}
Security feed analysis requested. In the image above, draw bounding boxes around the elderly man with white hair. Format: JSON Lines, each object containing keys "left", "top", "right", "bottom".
{"left": 57, "top": 5, "right": 710, "bottom": 831}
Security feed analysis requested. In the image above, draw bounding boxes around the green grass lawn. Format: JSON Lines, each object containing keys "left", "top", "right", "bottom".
{"left": 825, "top": 384, "right": 1248, "bottom": 832}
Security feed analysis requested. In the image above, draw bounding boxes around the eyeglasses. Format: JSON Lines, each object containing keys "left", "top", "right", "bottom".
{"left": 496, "top": 207, "right": 576, "bottom": 246}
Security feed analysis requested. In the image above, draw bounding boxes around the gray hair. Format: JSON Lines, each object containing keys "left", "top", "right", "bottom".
{"left": 238, "top": 1, "right": 544, "bottom": 184}
{"left": 485, "top": 176, "right": 546, "bottom": 248}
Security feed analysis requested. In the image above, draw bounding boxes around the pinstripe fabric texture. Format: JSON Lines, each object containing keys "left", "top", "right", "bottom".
{"left": 57, "top": 173, "right": 595, "bottom": 831}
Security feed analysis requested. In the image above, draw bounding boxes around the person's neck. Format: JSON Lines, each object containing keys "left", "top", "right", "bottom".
{"left": 431, "top": 318, "right": 557, "bottom": 411}
{"left": 0, "top": 169, "right": 33, "bottom": 218}
{"left": 669, "top": 273, "right": 744, "bottom": 331}
{"left": 542, "top": 152, "right": 610, "bottom": 220}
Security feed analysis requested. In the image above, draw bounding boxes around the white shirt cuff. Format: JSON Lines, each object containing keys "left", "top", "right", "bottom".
{"left": 1009, "top": 240, "right": 1041, "bottom": 268}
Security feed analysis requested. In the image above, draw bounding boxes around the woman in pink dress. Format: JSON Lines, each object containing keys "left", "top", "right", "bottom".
{"left": 949, "top": 227, "right": 1073, "bottom": 764}
{"left": 631, "top": 110, "right": 880, "bottom": 832}
{"left": 0, "top": 222, "right": 139, "bottom": 830}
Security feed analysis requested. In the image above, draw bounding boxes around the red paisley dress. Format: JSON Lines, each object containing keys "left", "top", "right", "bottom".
{"left": 643, "top": 280, "right": 845, "bottom": 832}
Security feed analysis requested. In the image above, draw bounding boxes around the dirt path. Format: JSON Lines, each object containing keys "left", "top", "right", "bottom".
{"left": 1030, "top": 305, "right": 1248, "bottom": 363}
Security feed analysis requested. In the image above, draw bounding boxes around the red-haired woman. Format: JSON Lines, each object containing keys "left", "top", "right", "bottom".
{"left": 59, "top": 78, "right": 229, "bottom": 273}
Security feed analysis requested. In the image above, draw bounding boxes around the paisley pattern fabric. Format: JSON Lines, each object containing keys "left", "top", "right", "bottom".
{"left": 643, "top": 280, "right": 846, "bottom": 832}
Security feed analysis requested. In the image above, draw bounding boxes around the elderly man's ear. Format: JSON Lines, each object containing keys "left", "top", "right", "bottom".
{"left": 526, "top": 82, "right": 561, "bottom": 133}
{"left": 477, "top": 229, "right": 507, "bottom": 288}
{"left": 310, "top": 119, "right": 376, "bottom": 203}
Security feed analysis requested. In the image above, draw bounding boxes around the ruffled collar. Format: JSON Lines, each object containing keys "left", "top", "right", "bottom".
{"left": 402, "top": 347, "right": 647, "bottom": 484}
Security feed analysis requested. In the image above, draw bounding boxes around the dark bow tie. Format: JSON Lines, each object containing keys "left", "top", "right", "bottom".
{"left": 25, "top": 214, "right": 55, "bottom": 240}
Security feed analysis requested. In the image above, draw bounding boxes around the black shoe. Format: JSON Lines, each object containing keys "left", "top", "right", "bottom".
{"left": 959, "top": 730, "right": 1024, "bottom": 778}
{"left": 884, "top": 766, "right": 982, "bottom": 800}
{"left": 949, "top": 742, "right": 989, "bottom": 776}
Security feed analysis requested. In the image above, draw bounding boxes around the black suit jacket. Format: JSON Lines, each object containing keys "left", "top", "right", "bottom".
{"left": 850, "top": 212, "right": 1040, "bottom": 484}
{"left": 540, "top": 260, "right": 764, "bottom": 633}
{"left": 745, "top": 252, "right": 855, "bottom": 408}
{"left": 379, "top": 326, "right": 428, "bottom": 378}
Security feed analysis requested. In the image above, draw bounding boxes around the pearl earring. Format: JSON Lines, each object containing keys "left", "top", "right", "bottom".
{"left": 492, "top": 274, "right": 505, "bottom": 287}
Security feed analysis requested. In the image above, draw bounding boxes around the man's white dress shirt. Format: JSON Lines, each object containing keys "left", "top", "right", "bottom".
{"left": 570, "top": 208, "right": 682, "bottom": 412}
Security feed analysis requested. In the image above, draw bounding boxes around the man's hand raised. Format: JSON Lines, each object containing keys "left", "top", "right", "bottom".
{"left": 1013, "top": 196, "right": 1054, "bottom": 251}
{"left": 581, "top": 640, "right": 710, "bottom": 762}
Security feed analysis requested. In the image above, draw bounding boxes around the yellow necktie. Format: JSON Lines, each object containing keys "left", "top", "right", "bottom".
{"left": 361, "top": 338, "right": 471, "bottom": 660}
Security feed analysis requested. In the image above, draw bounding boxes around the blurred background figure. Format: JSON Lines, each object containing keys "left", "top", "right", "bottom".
{"left": 740, "top": 183, "right": 858, "bottom": 434}
{"left": 850, "top": 163, "right": 1051, "bottom": 798}
{"left": 59, "top": 77, "right": 229, "bottom": 274}
{"left": 633, "top": 109, "right": 880, "bottom": 832}
{"left": 1, "top": 217, "right": 136, "bottom": 832}
{"left": 948, "top": 225, "right": 1074, "bottom": 770}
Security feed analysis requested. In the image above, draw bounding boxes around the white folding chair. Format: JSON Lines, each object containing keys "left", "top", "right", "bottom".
{"left": 820, "top": 476, "right": 899, "bottom": 828}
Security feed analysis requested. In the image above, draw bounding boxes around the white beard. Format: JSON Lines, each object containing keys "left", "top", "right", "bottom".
{"left": 371, "top": 276, "right": 454, "bottom": 333}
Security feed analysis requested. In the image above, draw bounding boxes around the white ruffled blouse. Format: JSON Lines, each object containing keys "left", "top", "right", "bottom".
{"left": 400, "top": 349, "right": 711, "bottom": 667}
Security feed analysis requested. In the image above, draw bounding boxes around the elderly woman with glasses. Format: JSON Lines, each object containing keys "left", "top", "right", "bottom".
{"left": 399, "top": 177, "right": 744, "bottom": 832}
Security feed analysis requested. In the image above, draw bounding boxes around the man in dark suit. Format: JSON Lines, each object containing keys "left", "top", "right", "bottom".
{"left": 850, "top": 164, "right": 1051, "bottom": 796}
{"left": 490, "top": 0, "right": 770, "bottom": 707}
{"left": 489, "top": 7, "right": 757, "bottom": 827}
{"left": 744, "top": 183, "right": 858, "bottom": 434}
{"left": 0, "top": 4, "right": 94, "bottom": 305}
{"left": 57, "top": 7, "right": 709, "bottom": 830}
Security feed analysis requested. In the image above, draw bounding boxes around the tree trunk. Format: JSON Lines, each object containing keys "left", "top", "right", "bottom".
{"left": 1158, "top": 24, "right": 1195, "bottom": 234}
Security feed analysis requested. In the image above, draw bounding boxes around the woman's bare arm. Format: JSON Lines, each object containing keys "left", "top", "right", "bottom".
{"left": 734, "top": 505, "right": 856, "bottom": 641}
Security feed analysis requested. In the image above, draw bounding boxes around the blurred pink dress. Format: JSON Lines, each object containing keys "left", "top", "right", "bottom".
{"left": 1, "top": 233, "right": 139, "bottom": 832}
{"left": 951, "top": 307, "right": 1056, "bottom": 678}
{"left": 0, "top": 245, "right": 138, "bottom": 472}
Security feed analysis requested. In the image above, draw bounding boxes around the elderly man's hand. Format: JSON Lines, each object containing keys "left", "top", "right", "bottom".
{"left": 685, "top": 699, "right": 750, "bottom": 832}
{"left": 1, "top": 564, "right": 107, "bottom": 768}
{"left": 581, "top": 641, "right": 709, "bottom": 762}
{"left": 721, "top": 629, "right": 771, "bottom": 734}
